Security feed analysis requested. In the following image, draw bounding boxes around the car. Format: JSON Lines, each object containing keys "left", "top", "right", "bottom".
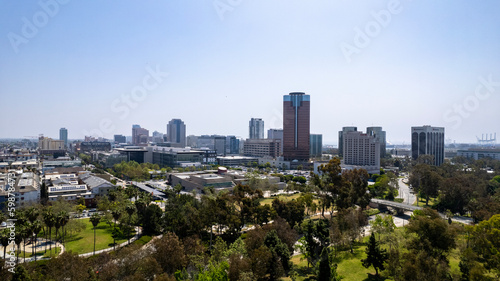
{"left": 0, "top": 222, "right": 7, "bottom": 227}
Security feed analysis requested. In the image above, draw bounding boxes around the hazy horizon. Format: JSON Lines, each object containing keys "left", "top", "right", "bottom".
{"left": 1, "top": 1, "right": 499, "bottom": 144}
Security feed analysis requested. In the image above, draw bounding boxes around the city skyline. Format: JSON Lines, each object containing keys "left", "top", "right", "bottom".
{"left": 1, "top": 1, "right": 499, "bottom": 144}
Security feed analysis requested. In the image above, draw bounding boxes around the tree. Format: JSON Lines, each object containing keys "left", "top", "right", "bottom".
{"left": 42, "top": 207, "right": 56, "bottom": 253}
{"left": 152, "top": 232, "right": 187, "bottom": 275}
{"left": 111, "top": 208, "right": 122, "bottom": 250}
{"left": 407, "top": 208, "right": 458, "bottom": 258}
{"left": 0, "top": 228, "right": 9, "bottom": 262}
{"left": 468, "top": 214, "right": 500, "bottom": 277}
{"left": 272, "top": 198, "right": 305, "bottom": 229}
{"left": 31, "top": 220, "right": 42, "bottom": 261}
{"left": 264, "top": 229, "right": 291, "bottom": 278}
{"left": 143, "top": 204, "right": 163, "bottom": 235}
{"left": 197, "top": 261, "right": 229, "bottom": 281}
{"left": 45, "top": 251, "right": 93, "bottom": 281}
{"left": 89, "top": 213, "right": 101, "bottom": 256}
{"left": 362, "top": 233, "right": 388, "bottom": 277}
{"left": 437, "top": 175, "right": 475, "bottom": 215}
{"left": 12, "top": 265, "right": 31, "bottom": 281}
{"left": 370, "top": 214, "right": 395, "bottom": 242}
{"left": 317, "top": 247, "right": 341, "bottom": 281}
{"left": 55, "top": 210, "right": 68, "bottom": 244}
{"left": 125, "top": 203, "right": 136, "bottom": 244}
{"left": 409, "top": 164, "right": 441, "bottom": 206}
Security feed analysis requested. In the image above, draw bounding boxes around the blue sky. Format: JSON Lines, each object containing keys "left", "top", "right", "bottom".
{"left": 1, "top": 0, "right": 499, "bottom": 145}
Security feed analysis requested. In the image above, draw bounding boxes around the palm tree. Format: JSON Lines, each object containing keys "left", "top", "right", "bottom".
{"left": 54, "top": 211, "right": 65, "bottom": 244}
{"left": 26, "top": 206, "right": 39, "bottom": 224}
{"left": 14, "top": 225, "right": 24, "bottom": 265}
{"left": 22, "top": 223, "right": 30, "bottom": 263}
{"left": 111, "top": 209, "right": 122, "bottom": 250}
{"left": 0, "top": 228, "right": 9, "bottom": 261}
{"left": 31, "top": 220, "right": 42, "bottom": 261}
{"left": 125, "top": 204, "right": 136, "bottom": 245}
{"left": 0, "top": 212, "right": 6, "bottom": 226}
{"left": 42, "top": 208, "right": 56, "bottom": 253}
{"left": 59, "top": 211, "right": 69, "bottom": 246}
{"left": 26, "top": 207, "right": 39, "bottom": 250}
{"left": 90, "top": 213, "right": 101, "bottom": 256}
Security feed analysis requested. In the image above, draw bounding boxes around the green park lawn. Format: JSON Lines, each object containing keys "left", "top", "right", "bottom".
{"left": 16, "top": 247, "right": 61, "bottom": 259}
{"left": 283, "top": 236, "right": 385, "bottom": 281}
{"left": 62, "top": 218, "right": 130, "bottom": 254}
{"left": 259, "top": 193, "right": 302, "bottom": 206}
{"left": 413, "top": 196, "right": 438, "bottom": 207}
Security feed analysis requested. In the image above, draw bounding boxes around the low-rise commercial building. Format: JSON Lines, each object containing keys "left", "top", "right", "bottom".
{"left": 457, "top": 148, "right": 500, "bottom": 161}
{"left": 217, "top": 156, "right": 258, "bottom": 166}
{"left": 243, "top": 139, "right": 281, "bottom": 158}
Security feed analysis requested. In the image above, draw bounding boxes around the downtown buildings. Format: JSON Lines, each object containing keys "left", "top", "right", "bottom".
{"left": 342, "top": 130, "right": 381, "bottom": 173}
{"left": 166, "top": 119, "right": 186, "bottom": 147}
{"left": 132, "top": 124, "right": 149, "bottom": 146}
{"left": 283, "top": 92, "right": 310, "bottom": 162}
{"left": 59, "top": 128, "right": 68, "bottom": 148}
{"left": 249, "top": 118, "right": 265, "bottom": 139}
{"left": 411, "top": 125, "right": 445, "bottom": 166}
{"left": 310, "top": 134, "right": 323, "bottom": 158}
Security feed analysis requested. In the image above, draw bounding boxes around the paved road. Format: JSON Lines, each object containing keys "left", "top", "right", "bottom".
{"left": 371, "top": 198, "right": 422, "bottom": 212}
{"left": 398, "top": 178, "right": 416, "bottom": 205}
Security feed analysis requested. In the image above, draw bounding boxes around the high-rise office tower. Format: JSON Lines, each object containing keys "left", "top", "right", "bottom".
{"left": 59, "top": 128, "right": 68, "bottom": 147}
{"left": 310, "top": 134, "right": 323, "bottom": 158}
{"left": 338, "top": 126, "right": 357, "bottom": 157}
{"left": 411, "top": 126, "right": 445, "bottom": 166}
{"left": 132, "top": 125, "right": 149, "bottom": 145}
{"left": 343, "top": 131, "right": 380, "bottom": 170}
{"left": 366, "top": 126, "right": 387, "bottom": 158}
{"left": 249, "top": 118, "right": 265, "bottom": 139}
{"left": 283, "top": 92, "right": 310, "bottom": 161}
{"left": 167, "top": 119, "right": 186, "bottom": 147}
{"left": 226, "top": 136, "right": 240, "bottom": 155}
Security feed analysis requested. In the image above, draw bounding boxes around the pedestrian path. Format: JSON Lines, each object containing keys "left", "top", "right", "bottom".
{"left": 79, "top": 226, "right": 141, "bottom": 258}
{"left": 0, "top": 238, "right": 65, "bottom": 263}
{"left": 0, "top": 226, "right": 142, "bottom": 263}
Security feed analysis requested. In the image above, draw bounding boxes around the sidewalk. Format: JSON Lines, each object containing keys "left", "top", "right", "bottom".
{"left": 0, "top": 226, "right": 142, "bottom": 262}
{"left": 1, "top": 238, "right": 65, "bottom": 263}
{"left": 79, "top": 226, "right": 141, "bottom": 258}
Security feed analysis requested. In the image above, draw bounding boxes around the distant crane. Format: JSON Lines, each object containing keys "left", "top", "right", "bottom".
{"left": 476, "top": 133, "right": 497, "bottom": 146}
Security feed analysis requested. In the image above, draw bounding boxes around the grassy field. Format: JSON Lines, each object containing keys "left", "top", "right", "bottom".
{"left": 282, "top": 245, "right": 383, "bottom": 281}
{"left": 132, "top": 235, "right": 152, "bottom": 247}
{"left": 259, "top": 193, "right": 302, "bottom": 205}
{"left": 63, "top": 218, "right": 130, "bottom": 254}
{"left": 413, "top": 196, "right": 438, "bottom": 207}
{"left": 16, "top": 247, "right": 61, "bottom": 259}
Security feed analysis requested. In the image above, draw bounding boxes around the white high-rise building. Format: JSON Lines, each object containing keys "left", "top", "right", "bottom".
{"left": 343, "top": 131, "right": 380, "bottom": 172}
{"left": 249, "top": 118, "right": 264, "bottom": 139}
{"left": 366, "top": 127, "right": 386, "bottom": 158}
{"left": 338, "top": 126, "right": 357, "bottom": 157}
